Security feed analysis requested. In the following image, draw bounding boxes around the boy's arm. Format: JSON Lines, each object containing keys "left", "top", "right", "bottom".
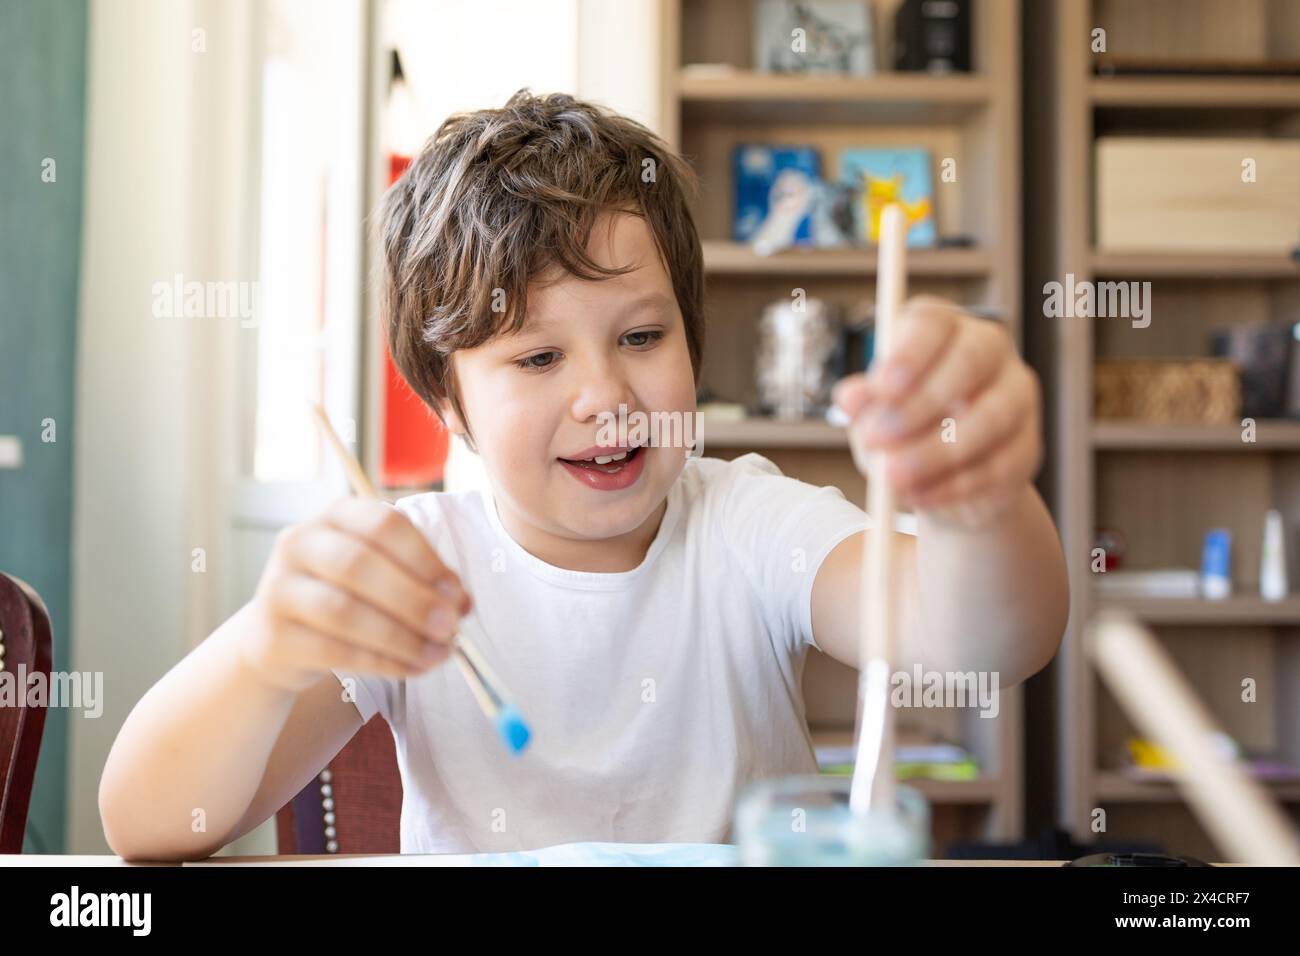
{"left": 223, "top": 669, "right": 367, "bottom": 848}
{"left": 810, "top": 528, "right": 922, "bottom": 673}
{"left": 819, "top": 297, "right": 1068, "bottom": 687}
{"left": 99, "top": 496, "right": 468, "bottom": 861}
{"left": 811, "top": 481, "right": 1068, "bottom": 686}
{"left": 98, "top": 604, "right": 363, "bottom": 862}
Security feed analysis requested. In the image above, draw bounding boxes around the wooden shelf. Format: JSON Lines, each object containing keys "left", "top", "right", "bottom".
{"left": 812, "top": 775, "right": 1001, "bottom": 804}
{"left": 673, "top": 0, "right": 1024, "bottom": 845}
{"left": 703, "top": 418, "right": 847, "bottom": 449}
{"left": 1092, "top": 420, "right": 1300, "bottom": 450}
{"left": 1094, "top": 594, "right": 1300, "bottom": 625}
{"left": 1089, "top": 251, "right": 1300, "bottom": 280}
{"left": 678, "top": 70, "right": 990, "bottom": 123}
{"left": 810, "top": 729, "right": 1002, "bottom": 804}
{"left": 1094, "top": 770, "right": 1300, "bottom": 803}
{"left": 1032, "top": 0, "right": 1300, "bottom": 859}
{"left": 679, "top": 69, "right": 992, "bottom": 103}
{"left": 702, "top": 240, "right": 992, "bottom": 277}
{"left": 1090, "top": 76, "right": 1300, "bottom": 108}
{"left": 908, "top": 777, "right": 1003, "bottom": 804}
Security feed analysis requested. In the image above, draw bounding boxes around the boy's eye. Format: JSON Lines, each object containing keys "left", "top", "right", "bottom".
{"left": 515, "top": 351, "right": 560, "bottom": 371}
{"left": 622, "top": 329, "right": 665, "bottom": 348}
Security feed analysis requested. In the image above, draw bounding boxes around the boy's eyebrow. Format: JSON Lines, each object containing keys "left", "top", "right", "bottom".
{"left": 618, "top": 291, "right": 675, "bottom": 316}
{"left": 517, "top": 292, "right": 674, "bottom": 335}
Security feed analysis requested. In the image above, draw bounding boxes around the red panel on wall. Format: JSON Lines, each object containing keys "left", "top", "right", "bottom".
{"left": 381, "top": 153, "right": 450, "bottom": 487}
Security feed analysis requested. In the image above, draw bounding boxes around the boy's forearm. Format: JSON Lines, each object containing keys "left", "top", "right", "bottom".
{"left": 912, "top": 481, "right": 1069, "bottom": 685}
{"left": 98, "top": 603, "right": 299, "bottom": 861}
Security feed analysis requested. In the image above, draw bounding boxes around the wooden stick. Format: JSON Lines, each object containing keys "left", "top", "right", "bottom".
{"left": 1090, "top": 608, "right": 1300, "bottom": 865}
{"left": 849, "top": 205, "right": 907, "bottom": 816}
{"left": 310, "top": 403, "right": 379, "bottom": 499}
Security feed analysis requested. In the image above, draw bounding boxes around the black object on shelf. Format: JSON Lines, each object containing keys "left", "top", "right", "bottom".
{"left": 1209, "top": 323, "right": 1293, "bottom": 419}
{"left": 893, "top": 0, "right": 970, "bottom": 74}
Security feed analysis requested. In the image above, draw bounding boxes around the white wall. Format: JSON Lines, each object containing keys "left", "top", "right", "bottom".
{"left": 67, "top": 0, "right": 253, "bottom": 853}
{"left": 577, "top": 0, "right": 664, "bottom": 132}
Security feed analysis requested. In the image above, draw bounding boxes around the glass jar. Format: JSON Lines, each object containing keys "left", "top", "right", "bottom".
{"left": 734, "top": 775, "right": 930, "bottom": 866}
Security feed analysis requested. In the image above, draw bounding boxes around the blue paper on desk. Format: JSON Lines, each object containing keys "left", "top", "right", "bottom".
{"left": 466, "top": 842, "right": 738, "bottom": 867}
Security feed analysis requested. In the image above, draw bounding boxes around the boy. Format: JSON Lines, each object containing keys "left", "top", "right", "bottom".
{"left": 100, "top": 91, "right": 1068, "bottom": 860}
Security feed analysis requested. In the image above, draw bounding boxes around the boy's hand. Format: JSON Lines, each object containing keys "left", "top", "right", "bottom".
{"left": 833, "top": 296, "right": 1042, "bottom": 531}
{"left": 238, "top": 498, "right": 473, "bottom": 694}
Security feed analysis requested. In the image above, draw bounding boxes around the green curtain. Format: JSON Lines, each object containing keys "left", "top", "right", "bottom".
{"left": 0, "top": 0, "right": 89, "bottom": 853}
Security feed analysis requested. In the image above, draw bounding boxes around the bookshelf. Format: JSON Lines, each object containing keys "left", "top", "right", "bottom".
{"left": 1027, "top": 0, "right": 1300, "bottom": 860}
{"left": 702, "top": 238, "right": 993, "bottom": 275}
{"left": 661, "top": 0, "right": 1025, "bottom": 844}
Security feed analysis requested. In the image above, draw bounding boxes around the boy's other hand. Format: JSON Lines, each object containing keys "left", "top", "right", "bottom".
{"left": 238, "top": 498, "right": 473, "bottom": 694}
{"left": 832, "top": 296, "right": 1042, "bottom": 531}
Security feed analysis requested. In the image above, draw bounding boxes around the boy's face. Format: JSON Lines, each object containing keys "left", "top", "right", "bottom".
{"left": 444, "top": 211, "right": 697, "bottom": 564}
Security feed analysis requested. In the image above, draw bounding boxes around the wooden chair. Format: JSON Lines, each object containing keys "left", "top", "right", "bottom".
{"left": 0, "top": 572, "right": 54, "bottom": 854}
{"left": 275, "top": 714, "right": 403, "bottom": 854}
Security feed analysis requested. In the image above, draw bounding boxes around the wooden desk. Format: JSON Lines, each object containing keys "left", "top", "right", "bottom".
{"left": 204, "top": 854, "right": 1070, "bottom": 867}
{"left": 2, "top": 853, "right": 1068, "bottom": 867}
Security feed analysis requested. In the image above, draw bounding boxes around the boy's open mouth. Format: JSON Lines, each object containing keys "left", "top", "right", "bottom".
{"left": 556, "top": 441, "right": 650, "bottom": 492}
{"left": 557, "top": 444, "right": 644, "bottom": 474}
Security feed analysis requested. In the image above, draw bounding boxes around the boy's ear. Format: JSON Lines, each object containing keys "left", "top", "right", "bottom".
{"left": 439, "top": 398, "right": 466, "bottom": 436}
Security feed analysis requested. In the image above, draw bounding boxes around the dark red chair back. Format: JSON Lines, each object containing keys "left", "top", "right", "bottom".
{"left": 275, "top": 714, "right": 403, "bottom": 854}
{"left": 0, "top": 572, "right": 54, "bottom": 854}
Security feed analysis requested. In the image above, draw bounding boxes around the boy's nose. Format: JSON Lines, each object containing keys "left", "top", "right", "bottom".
{"left": 570, "top": 357, "right": 637, "bottom": 424}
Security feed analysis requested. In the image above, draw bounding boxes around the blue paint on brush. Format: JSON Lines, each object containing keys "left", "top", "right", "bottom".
{"left": 496, "top": 705, "right": 531, "bottom": 755}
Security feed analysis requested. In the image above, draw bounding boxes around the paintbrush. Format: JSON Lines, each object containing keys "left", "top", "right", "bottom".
{"left": 1090, "top": 609, "right": 1300, "bottom": 865}
{"left": 849, "top": 204, "right": 907, "bottom": 816}
{"left": 308, "top": 402, "right": 531, "bottom": 755}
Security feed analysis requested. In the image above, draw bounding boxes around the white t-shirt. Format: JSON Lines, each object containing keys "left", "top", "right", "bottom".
{"left": 332, "top": 452, "right": 916, "bottom": 853}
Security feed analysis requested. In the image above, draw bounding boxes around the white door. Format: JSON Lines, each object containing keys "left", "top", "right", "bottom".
{"left": 214, "top": 0, "right": 371, "bottom": 856}
{"left": 223, "top": 0, "right": 370, "bottom": 621}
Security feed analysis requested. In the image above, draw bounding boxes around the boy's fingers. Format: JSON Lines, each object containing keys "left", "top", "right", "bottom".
{"left": 867, "top": 297, "right": 961, "bottom": 398}
{"left": 835, "top": 300, "right": 971, "bottom": 419}
{"left": 272, "top": 578, "right": 446, "bottom": 672}
{"left": 908, "top": 414, "right": 1039, "bottom": 510}
{"left": 276, "top": 617, "right": 434, "bottom": 680}
{"left": 885, "top": 364, "right": 1034, "bottom": 494}
{"left": 325, "top": 633, "right": 448, "bottom": 679}
{"left": 324, "top": 497, "right": 470, "bottom": 611}
{"left": 856, "top": 321, "right": 1009, "bottom": 447}
{"left": 281, "top": 524, "right": 465, "bottom": 642}
{"left": 832, "top": 374, "right": 884, "bottom": 419}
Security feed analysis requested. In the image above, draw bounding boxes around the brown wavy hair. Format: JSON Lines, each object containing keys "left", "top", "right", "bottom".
{"left": 376, "top": 89, "right": 705, "bottom": 441}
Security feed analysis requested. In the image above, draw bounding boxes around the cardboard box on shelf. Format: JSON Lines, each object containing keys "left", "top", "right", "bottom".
{"left": 1095, "top": 137, "right": 1300, "bottom": 254}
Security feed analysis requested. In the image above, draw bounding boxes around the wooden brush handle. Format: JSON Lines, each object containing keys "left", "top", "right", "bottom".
{"left": 1091, "top": 609, "right": 1300, "bottom": 865}
{"left": 862, "top": 205, "right": 907, "bottom": 669}
{"left": 850, "top": 204, "right": 908, "bottom": 816}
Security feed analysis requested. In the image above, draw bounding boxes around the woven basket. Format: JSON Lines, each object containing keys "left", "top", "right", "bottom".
{"left": 1093, "top": 358, "right": 1241, "bottom": 423}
